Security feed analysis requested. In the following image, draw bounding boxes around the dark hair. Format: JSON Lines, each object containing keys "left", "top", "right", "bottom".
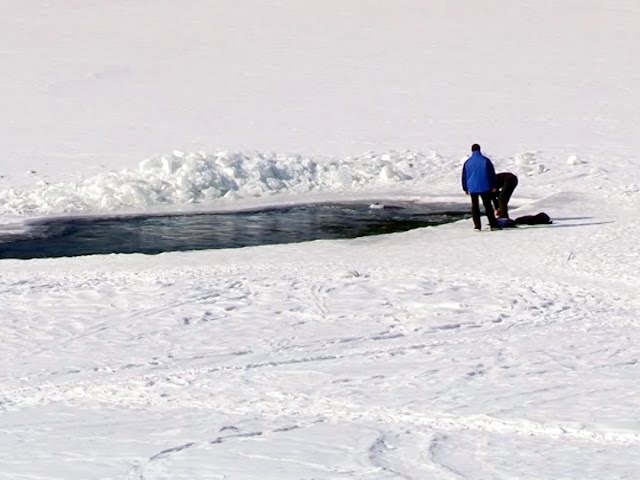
{"left": 471, "top": 144, "right": 481, "bottom": 152}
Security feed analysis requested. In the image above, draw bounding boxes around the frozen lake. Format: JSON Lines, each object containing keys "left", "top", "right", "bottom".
{"left": 0, "top": 202, "right": 470, "bottom": 259}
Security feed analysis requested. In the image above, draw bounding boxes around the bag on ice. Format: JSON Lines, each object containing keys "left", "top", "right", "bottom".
{"left": 513, "top": 212, "right": 553, "bottom": 225}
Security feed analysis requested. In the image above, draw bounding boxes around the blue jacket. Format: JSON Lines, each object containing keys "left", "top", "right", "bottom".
{"left": 462, "top": 151, "right": 497, "bottom": 194}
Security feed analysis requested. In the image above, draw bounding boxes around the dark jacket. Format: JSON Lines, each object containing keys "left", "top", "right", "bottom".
{"left": 493, "top": 172, "right": 519, "bottom": 207}
{"left": 462, "top": 151, "right": 497, "bottom": 194}
{"left": 496, "top": 172, "right": 518, "bottom": 190}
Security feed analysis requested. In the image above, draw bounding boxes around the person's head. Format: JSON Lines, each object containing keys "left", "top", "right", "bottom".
{"left": 471, "top": 144, "right": 481, "bottom": 152}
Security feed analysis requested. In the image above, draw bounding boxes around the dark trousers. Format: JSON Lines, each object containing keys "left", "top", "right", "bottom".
{"left": 471, "top": 193, "right": 498, "bottom": 230}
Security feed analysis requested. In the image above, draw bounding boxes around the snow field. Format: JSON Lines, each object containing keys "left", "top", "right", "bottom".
{"left": 3, "top": 1, "right": 640, "bottom": 477}
{"left": 2, "top": 162, "right": 640, "bottom": 478}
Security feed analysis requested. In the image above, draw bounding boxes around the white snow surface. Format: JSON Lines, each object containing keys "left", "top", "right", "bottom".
{"left": 2, "top": 2, "right": 640, "bottom": 479}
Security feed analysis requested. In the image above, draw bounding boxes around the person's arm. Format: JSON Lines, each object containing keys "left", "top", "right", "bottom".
{"left": 461, "top": 163, "right": 468, "bottom": 193}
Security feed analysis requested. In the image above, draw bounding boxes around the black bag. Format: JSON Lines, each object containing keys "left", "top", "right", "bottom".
{"left": 514, "top": 212, "right": 552, "bottom": 225}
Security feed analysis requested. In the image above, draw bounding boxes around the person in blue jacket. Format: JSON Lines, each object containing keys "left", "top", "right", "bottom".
{"left": 461, "top": 144, "right": 499, "bottom": 231}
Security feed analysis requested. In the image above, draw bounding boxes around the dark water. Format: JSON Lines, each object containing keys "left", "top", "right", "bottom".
{"left": 0, "top": 202, "right": 470, "bottom": 260}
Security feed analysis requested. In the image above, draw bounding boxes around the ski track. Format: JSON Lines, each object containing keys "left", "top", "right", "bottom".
{"left": 3, "top": 255, "right": 640, "bottom": 452}
{"left": 2, "top": 285, "right": 639, "bottom": 480}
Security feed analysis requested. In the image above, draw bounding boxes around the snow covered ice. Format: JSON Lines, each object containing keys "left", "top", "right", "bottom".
{"left": 2, "top": 2, "right": 640, "bottom": 479}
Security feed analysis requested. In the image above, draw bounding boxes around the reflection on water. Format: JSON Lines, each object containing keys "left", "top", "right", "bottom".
{"left": 0, "top": 202, "right": 470, "bottom": 259}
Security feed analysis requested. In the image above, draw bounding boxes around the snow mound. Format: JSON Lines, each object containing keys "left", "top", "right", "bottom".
{"left": 0, "top": 148, "right": 597, "bottom": 218}
{"left": 513, "top": 151, "right": 548, "bottom": 176}
{"left": 566, "top": 154, "right": 585, "bottom": 165}
{"left": 0, "top": 150, "right": 457, "bottom": 216}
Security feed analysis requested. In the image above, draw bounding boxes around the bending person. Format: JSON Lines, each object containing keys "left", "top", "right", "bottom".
{"left": 493, "top": 172, "right": 518, "bottom": 219}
